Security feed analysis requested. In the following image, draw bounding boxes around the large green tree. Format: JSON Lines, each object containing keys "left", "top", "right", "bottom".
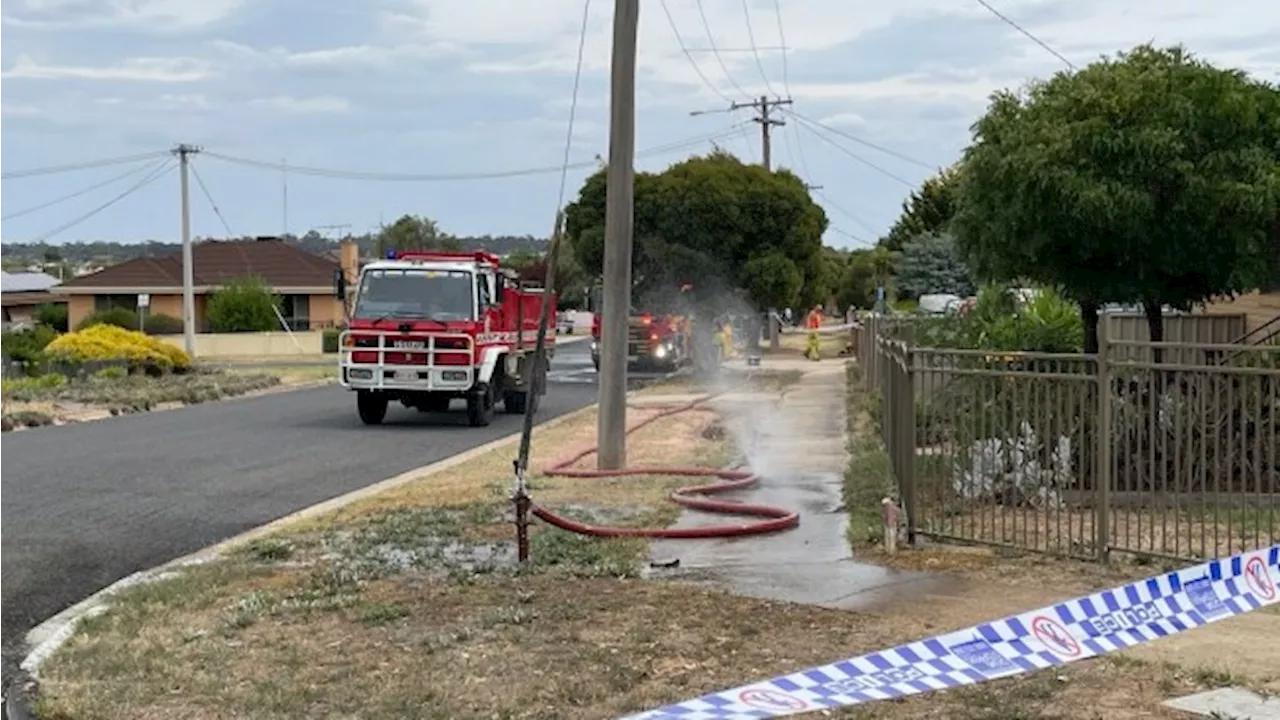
{"left": 564, "top": 151, "right": 829, "bottom": 312}
{"left": 893, "top": 232, "right": 976, "bottom": 299}
{"left": 880, "top": 166, "right": 959, "bottom": 253}
{"left": 953, "top": 44, "right": 1280, "bottom": 353}
{"left": 374, "top": 214, "right": 462, "bottom": 256}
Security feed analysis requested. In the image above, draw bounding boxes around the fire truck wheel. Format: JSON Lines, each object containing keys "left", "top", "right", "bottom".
{"left": 466, "top": 384, "right": 495, "bottom": 427}
{"left": 356, "top": 391, "right": 388, "bottom": 425}
{"left": 503, "top": 390, "right": 528, "bottom": 414}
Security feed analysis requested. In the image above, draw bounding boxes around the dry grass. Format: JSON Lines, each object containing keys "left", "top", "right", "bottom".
{"left": 35, "top": 366, "right": 1277, "bottom": 720}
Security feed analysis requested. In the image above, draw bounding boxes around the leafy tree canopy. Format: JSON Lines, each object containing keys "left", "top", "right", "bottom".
{"left": 564, "top": 151, "right": 829, "bottom": 312}
{"left": 373, "top": 214, "right": 463, "bottom": 256}
{"left": 880, "top": 166, "right": 959, "bottom": 253}
{"left": 893, "top": 232, "right": 976, "bottom": 299}
{"left": 953, "top": 44, "right": 1280, "bottom": 344}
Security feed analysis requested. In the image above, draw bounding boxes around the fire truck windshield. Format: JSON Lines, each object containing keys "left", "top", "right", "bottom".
{"left": 353, "top": 268, "right": 475, "bottom": 322}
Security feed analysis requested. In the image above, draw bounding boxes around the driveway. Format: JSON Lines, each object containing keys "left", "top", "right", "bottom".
{"left": 1, "top": 340, "right": 619, "bottom": 674}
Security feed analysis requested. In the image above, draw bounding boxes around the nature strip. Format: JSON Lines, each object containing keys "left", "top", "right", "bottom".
{"left": 619, "top": 544, "right": 1280, "bottom": 719}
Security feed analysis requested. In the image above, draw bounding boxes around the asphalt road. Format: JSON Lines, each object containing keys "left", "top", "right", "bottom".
{"left": 0, "top": 340, "right": 615, "bottom": 672}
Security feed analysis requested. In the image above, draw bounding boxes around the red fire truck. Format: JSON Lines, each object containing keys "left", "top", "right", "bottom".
{"left": 587, "top": 284, "right": 693, "bottom": 373}
{"left": 337, "top": 250, "right": 556, "bottom": 427}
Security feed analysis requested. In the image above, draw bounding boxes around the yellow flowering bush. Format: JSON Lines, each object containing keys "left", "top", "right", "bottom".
{"left": 44, "top": 324, "right": 191, "bottom": 371}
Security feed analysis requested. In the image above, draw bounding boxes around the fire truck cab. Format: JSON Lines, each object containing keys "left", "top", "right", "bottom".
{"left": 337, "top": 250, "right": 556, "bottom": 427}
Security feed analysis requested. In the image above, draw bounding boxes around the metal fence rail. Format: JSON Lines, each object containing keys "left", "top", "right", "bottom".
{"left": 859, "top": 313, "right": 1280, "bottom": 562}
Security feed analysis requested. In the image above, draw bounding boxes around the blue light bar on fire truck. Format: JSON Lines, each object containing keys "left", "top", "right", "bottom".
{"left": 383, "top": 250, "right": 502, "bottom": 266}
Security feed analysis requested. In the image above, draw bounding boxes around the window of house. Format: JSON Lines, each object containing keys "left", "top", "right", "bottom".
{"left": 280, "top": 294, "right": 311, "bottom": 331}
{"left": 94, "top": 295, "right": 138, "bottom": 313}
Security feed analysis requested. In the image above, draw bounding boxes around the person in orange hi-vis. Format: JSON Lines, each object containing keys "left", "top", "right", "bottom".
{"left": 804, "top": 305, "right": 823, "bottom": 361}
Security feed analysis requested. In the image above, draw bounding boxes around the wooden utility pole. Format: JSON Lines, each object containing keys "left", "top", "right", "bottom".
{"left": 731, "top": 96, "right": 792, "bottom": 171}
{"left": 597, "top": 0, "right": 640, "bottom": 470}
{"left": 172, "top": 143, "right": 201, "bottom": 358}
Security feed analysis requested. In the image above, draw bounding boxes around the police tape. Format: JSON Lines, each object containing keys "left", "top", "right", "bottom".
{"left": 618, "top": 545, "right": 1280, "bottom": 720}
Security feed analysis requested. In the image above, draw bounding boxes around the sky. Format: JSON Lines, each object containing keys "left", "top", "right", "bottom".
{"left": 1, "top": 0, "right": 1277, "bottom": 250}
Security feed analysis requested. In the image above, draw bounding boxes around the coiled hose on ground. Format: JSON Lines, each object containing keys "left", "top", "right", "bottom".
{"left": 530, "top": 394, "right": 801, "bottom": 538}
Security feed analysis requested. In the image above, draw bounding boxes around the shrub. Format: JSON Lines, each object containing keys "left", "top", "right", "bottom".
{"left": 140, "top": 312, "right": 184, "bottom": 335}
{"left": 36, "top": 303, "right": 69, "bottom": 332}
{"left": 44, "top": 324, "right": 191, "bottom": 371}
{"left": 207, "top": 276, "right": 281, "bottom": 333}
{"left": 322, "top": 327, "right": 340, "bottom": 353}
{"left": 2, "top": 325, "right": 59, "bottom": 362}
{"left": 77, "top": 307, "right": 139, "bottom": 331}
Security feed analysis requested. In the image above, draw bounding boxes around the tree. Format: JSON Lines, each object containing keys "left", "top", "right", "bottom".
{"left": 373, "top": 214, "right": 462, "bottom": 256}
{"left": 893, "top": 232, "right": 976, "bottom": 299}
{"left": 880, "top": 167, "right": 958, "bottom": 253}
{"left": 207, "top": 276, "right": 281, "bottom": 333}
{"left": 564, "top": 151, "right": 829, "bottom": 312}
{"left": 953, "top": 44, "right": 1280, "bottom": 353}
{"left": 834, "top": 249, "right": 879, "bottom": 311}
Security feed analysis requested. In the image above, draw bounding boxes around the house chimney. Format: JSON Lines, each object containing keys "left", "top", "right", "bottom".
{"left": 340, "top": 238, "right": 359, "bottom": 284}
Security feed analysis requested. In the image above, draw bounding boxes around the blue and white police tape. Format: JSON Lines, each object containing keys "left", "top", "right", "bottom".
{"left": 619, "top": 545, "right": 1280, "bottom": 720}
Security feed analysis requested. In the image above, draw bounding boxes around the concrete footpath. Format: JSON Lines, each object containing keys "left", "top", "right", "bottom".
{"left": 649, "top": 358, "right": 945, "bottom": 609}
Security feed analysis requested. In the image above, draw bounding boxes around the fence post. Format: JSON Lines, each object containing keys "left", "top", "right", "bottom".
{"left": 901, "top": 346, "right": 917, "bottom": 545}
{"left": 1094, "top": 318, "right": 1113, "bottom": 563}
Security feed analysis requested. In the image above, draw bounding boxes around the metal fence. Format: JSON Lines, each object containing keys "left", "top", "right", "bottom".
{"left": 857, "top": 314, "right": 1280, "bottom": 562}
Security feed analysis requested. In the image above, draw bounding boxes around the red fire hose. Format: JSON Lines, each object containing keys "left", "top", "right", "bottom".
{"left": 530, "top": 395, "right": 801, "bottom": 538}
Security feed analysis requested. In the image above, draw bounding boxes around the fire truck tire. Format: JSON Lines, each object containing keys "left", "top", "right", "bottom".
{"left": 503, "top": 390, "right": 528, "bottom": 414}
{"left": 466, "top": 384, "right": 495, "bottom": 427}
{"left": 356, "top": 391, "right": 388, "bottom": 425}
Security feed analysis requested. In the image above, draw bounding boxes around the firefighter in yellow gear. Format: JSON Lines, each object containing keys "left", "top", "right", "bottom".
{"left": 804, "top": 305, "right": 823, "bottom": 361}
{"left": 719, "top": 318, "right": 736, "bottom": 360}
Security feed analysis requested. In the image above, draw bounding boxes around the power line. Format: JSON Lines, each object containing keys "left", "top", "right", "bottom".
{"left": 2, "top": 150, "right": 171, "bottom": 180}
{"left": 793, "top": 118, "right": 916, "bottom": 188}
{"left": 27, "top": 160, "right": 175, "bottom": 243}
{"left": 2, "top": 158, "right": 169, "bottom": 221}
{"left": 814, "top": 187, "right": 878, "bottom": 237}
{"left": 787, "top": 110, "right": 936, "bottom": 170}
{"left": 829, "top": 225, "right": 871, "bottom": 246}
{"left": 201, "top": 129, "right": 744, "bottom": 182}
{"left": 771, "top": 0, "right": 791, "bottom": 92}
{"left": 973, "top": 0, "right": 1076, "bottom": 70}
{"left": 693, "top": 0, "right": 752, "bottom": 98}
{"left": 660, "top": 0, "right": 734, "bottom": 105}
{"left": 741, "top": 0, "right": 777, "bottom": 98}
{"left": 555, "top": 0, "right": 593, "bottom": 211}
{"left": 189, "top": 160, "right": 235, "bottom": 236}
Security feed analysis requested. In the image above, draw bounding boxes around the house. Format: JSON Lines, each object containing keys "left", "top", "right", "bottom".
{"left": 52, "top": 239, "right": 344, "bottom": 331}
{"left": 1, "top": 271, "right": 63, "bottom": 328}
{"left": 1205, "top": 291, "right": 1280, "bottom": 338}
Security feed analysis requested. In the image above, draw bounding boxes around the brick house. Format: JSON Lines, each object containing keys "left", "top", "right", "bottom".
{"left": 52, "top": 238, "right": 344, "bottom": 331}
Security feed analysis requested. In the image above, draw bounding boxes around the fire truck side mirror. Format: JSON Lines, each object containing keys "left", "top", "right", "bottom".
{"left": 333, "top": 269, "right": 346, "bottom": 299}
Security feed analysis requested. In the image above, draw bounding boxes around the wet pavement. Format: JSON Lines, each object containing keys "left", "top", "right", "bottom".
{"left": 650, "top": 359, "right": 949, "bottom": 610}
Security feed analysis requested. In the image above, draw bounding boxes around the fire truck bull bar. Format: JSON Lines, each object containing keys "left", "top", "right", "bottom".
{"left": 338, "top": 330, "right": 477, "bottom": 393}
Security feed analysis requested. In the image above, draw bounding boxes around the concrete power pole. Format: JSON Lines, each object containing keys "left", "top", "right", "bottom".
{"left": 730, "top": 96, "right": 793, "bottom": 171}
{"left": 597, "top": 0, "right": 640, "bottom": 470}
{"left": 173, "top": 144, "right": 201, "bottom": 358}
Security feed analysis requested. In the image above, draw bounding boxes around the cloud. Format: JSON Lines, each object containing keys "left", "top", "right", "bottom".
{"left": 1, "top": 0, "right": 242, "bottom": 31}
{"left": 816, "top": 112, "right": 866, "bottom": 128}
{"left": 1, "top": 103, "right": 43, "bottom": 117}
{"left": 2, "top": 54, "right": 215, "bottom": 81}
{"left": 205, "top": 39, "right": 468, "bottom": 75}
{"left": 250, "top": 95, "right": 351, "bottom": 114}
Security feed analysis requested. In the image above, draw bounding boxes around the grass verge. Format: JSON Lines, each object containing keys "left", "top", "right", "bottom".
{"left": 33, "top": 368, "right": 1278, "bottom": 719}
{"left": 1, "top": 370, "right": 283, "bottom": 429}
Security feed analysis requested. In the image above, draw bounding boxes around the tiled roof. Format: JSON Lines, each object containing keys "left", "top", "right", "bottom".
{"left": 1, "top": 271, "right": 60, "bottom": 293}
{"left": 57, "top": 239, "right": 339, "bottom": 290}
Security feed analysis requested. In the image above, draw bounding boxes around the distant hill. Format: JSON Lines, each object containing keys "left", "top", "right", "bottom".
{"left": 0, "top": 232, "right": 550, "bottom": 268}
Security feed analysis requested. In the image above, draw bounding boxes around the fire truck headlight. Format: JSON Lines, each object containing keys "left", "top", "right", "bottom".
{"left": 441, "top": 370, "right": 468, "bottom": 382}
{"left": 348, "top": 368, "right": 373, "bottom": 380}
{"left": 655, "top": 344, "right": 668, "bottom": 359}
{"left": 590, "top": 341, "right": 598, "bottom": 352}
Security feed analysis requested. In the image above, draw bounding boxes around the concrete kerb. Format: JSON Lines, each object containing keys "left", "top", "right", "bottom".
{"left": 19, "top": 400, "right": 599, "bottom": 679}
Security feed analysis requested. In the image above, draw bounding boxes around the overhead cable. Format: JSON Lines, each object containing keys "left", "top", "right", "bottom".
{"left": 2, "top": 158, "right": 169, "bottom": 221}
{"left": 27, "top": 160, "right": 175, "bottom": 243}
{"left": 2, "top": 150, "right": 171, "bottom": 180}
{"left": 201, "top": 128, "right": 747, "bottom": 182}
